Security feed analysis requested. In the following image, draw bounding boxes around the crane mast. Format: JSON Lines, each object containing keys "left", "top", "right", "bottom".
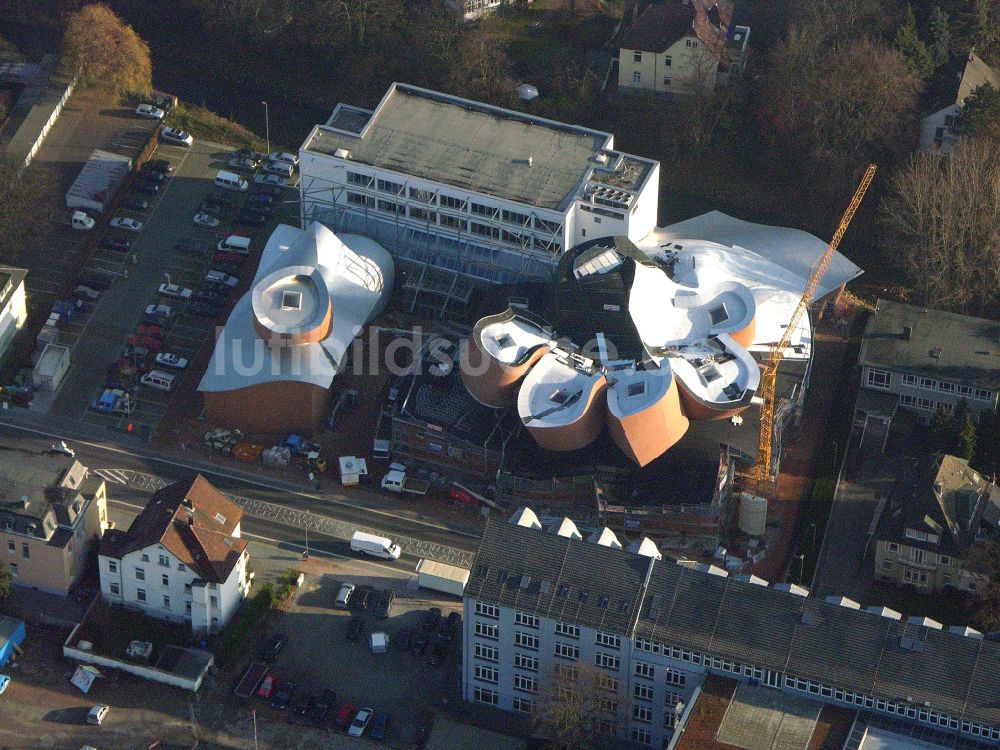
{"left": 750, "top": 164, "right": 877, "bottom": 498}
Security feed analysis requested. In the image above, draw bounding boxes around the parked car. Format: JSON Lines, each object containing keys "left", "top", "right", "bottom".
{"left": 190, "top": 301, "right": 224, "bottom": 318}
{"left": 195, "top": 289, "right": 227, "bottom": 306}
{"left": 139, "top": 167, "right": 165, "bottom": 183}
{"left": 257, "top": 673, "right": 276, "bottom": 699}
{"left": 72, "top": 285, "right": 101, "bottom": 301}
{"left": 249, "top": 192, "right": 275, "bottom": 205}
{"left": 369, "top": 712, "right": 389, "bottom": 741}
{"left": 192, "top": 212, "right": 220, "bottom": 228}
{"left": 421, "top": 607, "right": 442, "bottom": 632}
{"left": 429, "top": 642, "right": 448, "bottom": 666}
{"left": 227, "top": 156, "right": 260, "bottom": 172}
{"left": 133, "top": 180, "right": 160, "bottom": 195}
{"left": 198, "top": 202, "right": 224, "bottom": 217}
{"left": 438, "top": 611, "right": 461, "bottom": 642}
{"left": 395, "top": 627, "right": 412, "bottom": 652}
{"left": 127, "top": 334, "right": 162, "bottom": 352}
{"left": 334, "top": 703, "right": 359, "bottom": 731}
{"left": 410, "top": 635, "right": 428, "bottom": 656}
{"left": 235, "top": 148, "right": 266, "bottom": 162}
{"left": 310, "top": 688, "right": 336, "bottom": 724}
{"left": 374, "top": 589, "right": 394, "bottom": 620}
{"left": 251, "top": 183, "right": 282, "bottom": 198}
{"left": 348, "top": 708, "right": 373, "bottom": 738}
{"left": 260, "top": 633, "right": 287, "bottom": 663}
{"left": 204, "top": 281, "right": 234, "bottom": 296}
{"left": 235, "top": 211, "right": 267, "bottom": 228}
{"left": 335, "top": 582, "right": 355, "bottom": 609}
{"left": 159, "top": 283, "right": 192, "bottom": 299}
{"left": 146, "top": 159, "right": 174, "bottom": 173}
{"left": 144, "top": 303, "right": 174, "bottom": 319}
{"left": 135, "top": 103, "right": 165, "bottom": 119}
{"left": 205, "top": 270, "right": 239, "bottom": 287}
{"left": 161, "top": 127, "right": 193, "bottom": 146}
{"left": 122, "top": 195, "right": 149, "bottom": 211}
{"left": 270, "top": 680, "right": 296, "bottom": 710}
{"left": 348, "top": 585, "right": 374, "bottom": 613}
{"left": 254, "top": 173, "right": 287, "bottom": 186}
{"left": 86, "top": 704, "right": 110, "bottom": 725}
{"left": 136, "top": 323, "right": 163, "bottom": 339}
{"left": 110, "top": 217, "right": 143, "bottom": 232}
{"left": 99, "top": 237, "right": 131, "bottom": 253}
{"left": 291, "top": 692, "right": 315, "bottom": 719}
{"left": 347, "top": 615, "right": 365, "bottom": 641}
{"left": 155, "top": 352, "right": 188, "bottom": 370}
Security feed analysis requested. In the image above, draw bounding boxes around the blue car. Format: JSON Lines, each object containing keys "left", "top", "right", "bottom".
{"left": 369, "top": 711, "right": 389, "bottom": 741}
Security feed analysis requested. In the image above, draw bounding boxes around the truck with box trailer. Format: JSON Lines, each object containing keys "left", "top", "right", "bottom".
{"left": 415, "top": 559, "right": 470, "bottom": 597}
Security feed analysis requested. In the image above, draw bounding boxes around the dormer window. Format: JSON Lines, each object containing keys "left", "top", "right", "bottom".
{"left": 281, "top": 290, "right": 302, "bottom": 310}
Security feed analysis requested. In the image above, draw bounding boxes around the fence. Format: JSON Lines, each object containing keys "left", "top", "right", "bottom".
{"left": 16, "top": 71, "right": 78, "bottom": 172}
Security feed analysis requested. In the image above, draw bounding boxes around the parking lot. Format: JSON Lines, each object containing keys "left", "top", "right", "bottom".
{"left": 44, "top": 132, "right": 299, "bottom": 437}
{"left": 242, "top": 566, "right": 462, "bottom": 747}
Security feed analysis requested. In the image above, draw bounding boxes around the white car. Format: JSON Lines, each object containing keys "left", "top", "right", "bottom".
{"left": 110, "top": 217, "right": 143, "bottom": 232}
{"left": 268, "top": 151, "right": 299, "bottom": 167}
{"left": 161, "top": 127, "right": 193, "bottom": 147}
{"left": 205, "top": 270, "right": 238, "bottom": 287}
{"left": 155, "top": 352, "right": 188, "bottom": 370}
{"left": 145, "top": 303, "right": 174, "bottom": 319}
{"left": 347, "top": 708, "right": 373, "bottom": 738}
{"left": 192, "top": 212, "right": 219, "bottom": 228}
{"left": 86, "top": 704, "right": 109, "bottom": 725}
{"left": 254, "top": 173, "right": 287, "bottom": 186}
{"left": 50, "top": 441, "right": 75, "bottom": 457}
{"left": 135, "top": 103, "right": 165, "bottom": 120}
{"left": 158, "top": 283, "right": 192, "bottom": 299}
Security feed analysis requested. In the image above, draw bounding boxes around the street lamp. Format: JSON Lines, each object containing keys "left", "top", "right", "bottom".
{"left": 261, "top": 100, "right": 270, "bottom": 156}
{"left": 798, "top": 553, "right": 806, "bottom": 583}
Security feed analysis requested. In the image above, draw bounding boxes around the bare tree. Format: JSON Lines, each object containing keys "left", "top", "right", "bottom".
{"left": 60, "top": 3, "right": 152, "bottom": 94}
{"left": 881, "top": 137, "right": 1000, "bottom": 313}
{"left": 532, "top": 663, "right": 627, "bottom": 750}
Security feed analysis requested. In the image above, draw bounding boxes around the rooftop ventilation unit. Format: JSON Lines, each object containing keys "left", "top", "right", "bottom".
{"left": 587, "top": 527, "right": 622, "bottom": 549}
{"left": 824, "top": 595, "right": 861, "bottom": 610}
{"left": 579, "top": 590, "right": 589, "bottom": 603}
{"left": 509, "top": 506, "right": 542, "bottom": 530}
{"left": 334, "top": 148, "right": 350, "bottom": 159}
{"left": 733, "top": 574, "right": 768, "bottom": 586}
{"left": 774, "top": 582, "right": 809, "bottom": 597}
{"left": 947, "top": 625, "right": 983, "bottom": 639}
{"left": 557, "top": 583, "right": 570, "bottom": 598}
{"left": 548, "top": 517, "right": 582, "bottom": 540}
{"left": 907, "top": 615, "right": 943, "bottom": 630}
{"left": 627, "top": 537, "right": 663, "bottom": 560}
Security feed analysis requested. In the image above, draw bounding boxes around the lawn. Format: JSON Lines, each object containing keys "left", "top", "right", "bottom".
{"left": 77, "top": 600, "right": 193, "bottom": 663}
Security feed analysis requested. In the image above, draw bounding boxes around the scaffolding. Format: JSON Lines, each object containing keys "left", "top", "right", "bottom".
{"left": 299, "top": 169, "right": 566, "bottom": 318}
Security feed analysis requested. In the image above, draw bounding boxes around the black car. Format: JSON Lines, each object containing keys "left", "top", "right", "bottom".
{"left": 396, "top": 627, "right": 412, "bottom": 651}
{"left": 199, "top": 202, "right": 225, "bottom": 217}
{"left": 260, "top": 633, "right": 287, "bottom": 662}
{"left": 246, "top": 202, "right": 275, "bottom": 217}
{"left": 347, "top": 615, "right": 365, "bottom": 641}
{"left": 429, "top": 642, "right": 448, "bottom": 666}
{"left": 235, "top": 211, "right": 266, "bottom": 228}
{"left": 374, "top": 589, "right": 394, "bottom": 620}
{"left": 145, "top": 159, "right": 174, "bottom": 173}
{"left": 349, "top": 586, "right": 374, "bottom": 613}
{"left": 290, "top": 692, "right": 315, "bottom": 720}
{"left": 369, "top": 712, "right": 390, "bottom": 741}
{"left": 99, "top": 237, "right": 131, "bottom": 253}
{"left": 438, "top": 611, "right": 461, "bottom": 642}
{"left": 251, "top": 184, "right": 282, "bottom": 198}
{"left": 195, "top": 289, "right": 227, "bottom": 305}
{"left": 133, "top": 180, "right": 160, "bottom": 195}
{"left": 190, "top": 300, "right": 225, "bottom": 318}
{"left": 204, "top": 281, "right": 234, "bottom": 296}
{"left": 310, "top": 688, "right": 336, "bottom": 724}
{"left": 79, "top": 274, "right": 112, "bottom": 291}
{"left": 421, "top": 607, "right": 442, "bottom": 632}
{"left": 270, "top": 680, "right": 296, "bottom": 710}
{"left": 140, "top": 167, "right": 165, "bottom": 183}
{"left": 122, "top": 195, "right": 149, "bottom": 211}
{"left": 410, "top": 635, "right": 429, "bottom": 656}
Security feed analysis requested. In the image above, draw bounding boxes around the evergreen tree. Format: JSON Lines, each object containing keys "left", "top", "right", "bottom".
{"left": 894, "top": 5, "right": 934, "bottom": 78}
{"left": 927, "top": 5, "right": 952, "bottom": 67}
{"left": 931, "top": 404, "right": 954, "bottom": 451}
{"left": 958, "top": 413, "right": 978, "bottom": 461}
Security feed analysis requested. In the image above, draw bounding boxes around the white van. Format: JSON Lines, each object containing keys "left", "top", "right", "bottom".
{"left": 217, "top": 234, "right": 251, "bottom": 254}
{"left": 214, "top": 169, "right": 248, "bottom": 192}
{"left": 350, "top": 530, "right": 401, "bottom": 560}
{"left": 140, "top": 369, "right": 176, "bottom": 392}
{"left": 71, "top": 211, "right": 95, "bottom": 230}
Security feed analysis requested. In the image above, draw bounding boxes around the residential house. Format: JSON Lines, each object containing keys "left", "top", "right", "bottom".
{"left": 98, "top": 475, "right": 250, "bottom": 635}
{"left": 855, "top": 300, "right": 1000, "bottom": 443}
{"left": 463, "top": 508, "right": 1000, "bottom": 748}
{"left": 875, "top": 454, "right": 1000, "bottom": 594}
{"left": 617, "top": 0, "right": 749, "bottom": 96}
{"left": 919, "top": 51, "right": 1000, "bottom": 153}
{"left": 0, "top": 451, "right": 107, "bottom": 595}
{"left": 446, "top": 0, "right": 509, "bottom": 21}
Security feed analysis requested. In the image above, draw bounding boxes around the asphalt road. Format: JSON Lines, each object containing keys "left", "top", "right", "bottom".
{"left": 0, "top": 422, "right": 479, "bottom": 572}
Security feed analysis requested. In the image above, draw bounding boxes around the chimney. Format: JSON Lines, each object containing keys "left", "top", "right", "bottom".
{"left": 902, "top": 324, "right": 912, "bottom": 340}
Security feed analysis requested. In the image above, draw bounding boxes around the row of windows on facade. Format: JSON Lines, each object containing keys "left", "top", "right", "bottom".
{"left": 473, "top": 620, "right": 1000, "bottom": 742}
{"left": 885, "top": 542, "right": 950, "bottom": 567}
{"left": 344, "top": 173, "right": 564, "bottom": 233}
{"left": 344, "top": 192, "right": 563, "bottom": 254}
{"left": 631, "top": 41, "right": 697, "bottom": 65}
{"left": 477, "top": 603, "right": 620, "bottom": 646}
{"left": 632, "top": 71, "right": 673, "bottom": 85}
{"left": 866, "top": 368, "right": 992, "bottom": 402}
{"left": 108, "top": 581, "right": 219, "bottom": 606}
{"left": 6, "top": 540, "right": 30, "bottom": 559}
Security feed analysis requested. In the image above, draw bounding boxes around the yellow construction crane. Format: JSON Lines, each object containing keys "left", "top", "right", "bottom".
{"left": 749, "top": 164, "right": 878, "bottom": 498}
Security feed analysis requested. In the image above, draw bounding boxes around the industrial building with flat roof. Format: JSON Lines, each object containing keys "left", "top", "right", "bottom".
{"left": 462, "top": 510, "right": 1000, "bottom": 749}
{"left": 298, "top": 83, "right": 659, "bottom": 315}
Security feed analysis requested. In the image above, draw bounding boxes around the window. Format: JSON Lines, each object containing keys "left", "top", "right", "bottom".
{"left": 513, "top": 697, "right": 534, "bottom": 715}
{"left": 409, "top": 206, "right": 436, "bottom": 222}
{"left": 596, "top": 632, "right": 620, "bottom": 649}
{"left": 210, "top": 595, "right": 218, "bottom": 606}
{"left": 475, "top": 643, "right": 499, "bottom": 662}
{"left": 109, "top": 583, "right": 120, "bottom": 595}
{"left": 470, "top": 221, "right": 498, "bottom": 238}
{"left": 665, "top": 669, "right": 686, "bottom": 687}
{"left": 347, "top": 171, "right": 370, "bottom": 186}
{"left": 408, "top": 186, "right": 435, "bottom": 203}
{"left": 633, "top": 704, "right": 652, "bottom": 724}
{"left": 470, "top": 202, "right": 496, "bottom": 218}
{"left": 515, "top": 611, "right": 539, "bottom": 628}
{"left": 635, "top": 661, "right": 655, "bottom": 680}
{"left": 178, "top": 563, "right": 186, "bottom": 571}
{"left": 141, "top": 554, "right": 149, "bottom": 562}
{"left": 902, "top": 374, "right": 917, "bottom": 387}
{"left": 513, "top": 674, "right": 537, "bottom": 693}
{"left": 185, "top": 583, "right": 192, "bottom": 594}
{"left": 347, "top": 191, "right": 374, "bottom": 207}
{"left": 555, "top": 621, "right": 580, "bottom": 639}
{"left": 665, "top": 55, "right": 672, "bottom": 67}
{"left": 137, "top": 588, "right": 147, "bottom": 602}
{"left": 474, "top": 687, "right": 498, "bottom": 706}
{"left": 958, "top": 385, "right": 974, "bottom": 398}
{"left": 554, "top": 663, "right": 578, "bottom": 680}
{"left": 663, "top": 75, "right": 672, "bottom": 85}
{"left": 975, "top": 388, "right": 991, "bottom": 401}
{"left": 475, "top": 621, "right": 499, "bottom": 640}
{"left": 377, "top": 199, "right": 403, "bottom": 215}
{"left": 633, "top": 51, "right": 642, "bottom": 63}
{"left": 596, "top": 652, "right": 620, "bottom": 671}
{"left": 515, "top": 631, "right": 539, "bottom": 651}
{"left": 108, "top": 560, "right": 118, "bottom": 573}
{"left": 440, "top": 214, "right": 465, "bottom": 230}
{"left": 882, "top": 560, "right": 893, "bottom": 571}
{"left": 888, "top": 542, "right": 899, "bottom": 552}
{"left": 634, "top": 683, "right": 654, "bottom": 701}
{"left": 185, "top": 602, "right": 192, "bottom": 615}
{"left": 686, "top": 39, "right": 698, "bottom": 48}
{"left": 21, "top": 543, "right": 29, "bottom": 559}
{"left": 474, "top": 665, "right": 498, "bottom": 684}
{"left": 502, "top": 209, "right": 529, "bottom": 226}
{"left": 919, "top": 377, "right": 935, "bottom": 390}
{"left": 598, "top": 675, "right": 619, "bottom": 693}
{"left": 941, "top": 555, "right": 951, "bottom": 565}
{"left": 163, "top": 595, "right": 171, "bottom": 609}
{"left": 866, "top": 369, "right": 891, "bottom": 390}
{"left": 632, "top": 71, "right": 641, "bottom": 84}
{"left": 162, "top": 574, "right": 169, "bottom": 586}
{"left": 938, "top": 381, "right": 955, "bottom": 394}
{"left": 135, "top": 567, "right": 145, "bottom": 581}
{"left": 555, "top": 642, "right": 580, "bottom": 660}
{"left": 514, "top": 653, "right": 539, "bottom": 672}
{"left": 475, "top": 601, "right": 499, "bottom": 619}
{"left": 440, "top": 194, "right": 465, "bottom": 211}
{"left": 377, "top": 178, "right": 402, "bottom": 195}
{"left": 6, "top": 541, "right": 13, "bottom": 554}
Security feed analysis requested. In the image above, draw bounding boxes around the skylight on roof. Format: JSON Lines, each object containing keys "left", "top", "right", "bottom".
{"left": 549, "top": 389, "right": 572, "bottom": 405}
{"left": 214, "top": 512, "right": 226, "bottom": 525}
{"left": 573, "top": 247, "right": 622, "bottom": 279}
{"left": 281, "top": 290, "right": 302, "bottom": 310}
{"left": 627, "top": 381, "right": 645, "bottom": 398}
{"left": 701, "top": 364, "right": 722, "bottom": 383}
{"left": 494, "top": 333, "right": 514, "bottom": 348}
{"left": 557, "top": 583, "right": 570, "bottom": 597}
{"left": 709, "top": 304, "right": 729, "bottom": 326}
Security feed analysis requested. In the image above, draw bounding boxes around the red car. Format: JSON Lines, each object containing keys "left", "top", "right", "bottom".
{"left": 257, "top": 673, "right": 276, "bottom": 699}
{"left": 136, "top": 324, "right": 163, "bottom": 338}
{"left": 127, "top": 335, "right": 162, "bottom": 352}
{"left": 334, "top": 702, "right": 358, "bottom": 730}
{"left": 213, "top": 251, "right": 244, "bottom": 265}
